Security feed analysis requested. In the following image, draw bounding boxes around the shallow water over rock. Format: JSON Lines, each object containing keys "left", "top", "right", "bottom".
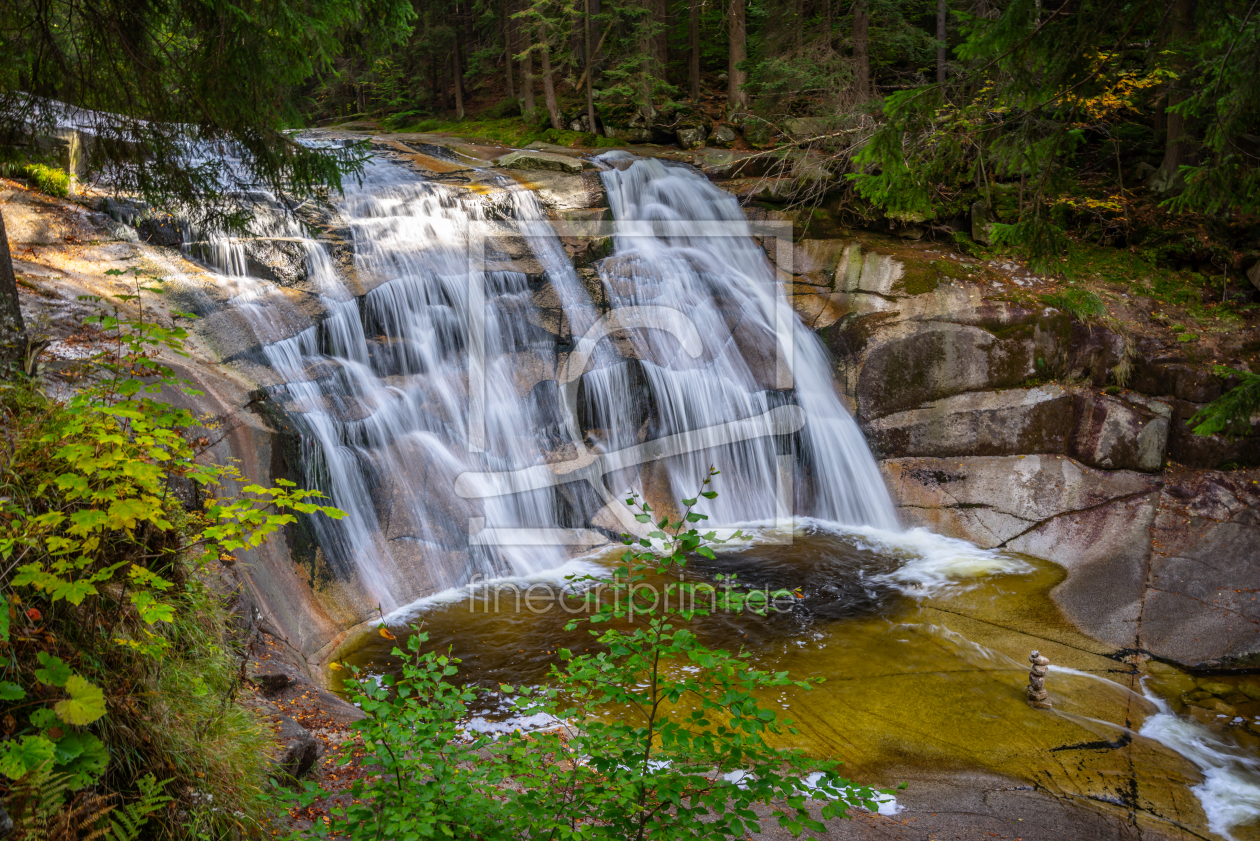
{"left": 339, "top": 524, "right": 1260, "bottom": 841}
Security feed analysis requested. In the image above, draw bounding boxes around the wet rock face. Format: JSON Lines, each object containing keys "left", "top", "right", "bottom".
{"left": 243, "top": 238, "right": 309, "bottom": 287}
{"left": 883, "top": 454, "right": 1260, "bottom": 667}
{"left": 1069, "top": 392, "right": 1169, "bottom": 472}
{"left": 850, "top": 321, "right": 1037, "bottom": 419}
{"left": 867, "top": 386, "right": 1076, "bottom": 459}
{"left": 801, "top": 234, "right": 1257, "bottom": 669}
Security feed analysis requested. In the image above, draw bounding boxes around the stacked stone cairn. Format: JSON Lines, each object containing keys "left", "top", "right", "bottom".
{"left": 1027, "top": 650, "right": 1051, "bottom": 709}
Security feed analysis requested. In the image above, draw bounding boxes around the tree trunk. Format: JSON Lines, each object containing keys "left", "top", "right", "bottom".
{"left": 0, "top": 207, "right": 27, "bottom": 372}
{"left": 727, "top": 0, "right": 748, "bottom": 112}
{"left": 522, "top": 24, "right": 537, "bottom": 121}
{"left": 591, "top": 0, "right": 603, "bottom": 64}
{"left": 823, "top": 0, "right": 832, "bottom": 50}
{"left": 853, "top": 0, "right": 870, "bottom": 100}
{"left": 453, "top": 30, "right": 466, "bottom": 120}
{"left": 1155, "top": 0, "right": 1197, "bottom": 193}
{"left": 539, "top": 28, "right": 563, "bottom": 129}
{"left": 653, "top": 0, "right": 669, "bottom": 83}
{"left": 585, "top": 0, "right": 598, "bottom": 132}
{"left": 794, "top": 0, "right": 804, "bottom": 50}
{"left": 639, "top": 0, "right": 655, "bottom": 119}
{"left": 689, "top": 0, "right": 700, "bottom": 101}
{"left": 503, "top": 0, "right": 516, "bottom": 100}
{"left": 438, "top": 50, "right": 452, "bottom": 110}
{"left": 936, "top": 0, "right": 947, "bottom": 84}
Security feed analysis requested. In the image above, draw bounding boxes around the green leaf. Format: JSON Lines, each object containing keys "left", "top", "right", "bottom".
{"left": 51, "top": 579, "right": 99, "bottom": 606}
{"left": 0, "top": 681, "right": 25, "bottom": 701}
{"left": 0, "top": 736, "right": 56, "bottom": 780}
{"left": 54, "top": 675, "right": 108, "bottom": 725}
{"left": 35, "top": 652, "right": 72, "bottom": 687}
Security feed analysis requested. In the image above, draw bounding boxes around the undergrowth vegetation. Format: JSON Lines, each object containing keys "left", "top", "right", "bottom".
{"left": 0, "top": 159, "right": 69, "bottom": 198}
{"left": 294, "top": 469, "right": 891, "bottom": 840}
{"left": 0, "top": 270, "right": 343, "bottom": 838}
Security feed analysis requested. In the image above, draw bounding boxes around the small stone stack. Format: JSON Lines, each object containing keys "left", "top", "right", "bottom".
{"left": 1027, "top": 650, "right": 1052, "bottom": 709}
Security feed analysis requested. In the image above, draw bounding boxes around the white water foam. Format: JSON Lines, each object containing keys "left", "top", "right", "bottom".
{"left": 1139, "top": 689, "right": 1260, "bottom": 839}
{"left": 382, "top": 557, "right": 609, "bottom": 626}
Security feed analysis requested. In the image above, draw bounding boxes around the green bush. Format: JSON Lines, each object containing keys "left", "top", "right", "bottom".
{"left": 1, "top": 159, "right": 70, "bottom": 197}
{"left": 21, "top": 163, "right": 70, "bottom": 197}
{"left": 294, "top": 469, "right": 891, "bottom": 840}
{"left": 0, "top": 268, "right": 343, "bottom": 837}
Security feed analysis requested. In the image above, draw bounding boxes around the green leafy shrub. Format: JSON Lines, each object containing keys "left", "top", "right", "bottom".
{"left": 296, "top": 469, "right": 890, "bottom": 840}
{"left": 0, "top": 159, "right": 70, "bottom": 197}
{"left": 21, "top": 163, "right": 70, "bottom": 197}
{"left": 0, "top": 269, "right": 344, "bottom": 836}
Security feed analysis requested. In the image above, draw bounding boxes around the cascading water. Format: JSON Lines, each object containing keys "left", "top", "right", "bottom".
{"left": 192, "top": 148, "right": 897, "bottom": 613}
{"left": 193, "top": 159, "right": 576, "bottom": 611}
{"left": 584, "top": 153, "right": 897, "bottom": 529}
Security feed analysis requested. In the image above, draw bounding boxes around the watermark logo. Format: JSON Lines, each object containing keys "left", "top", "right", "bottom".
{"left": 457, "top": 219, "right": 798, "bottom": 548}
{"left": 462, "top": 575, "right": 798, "bottom": 619}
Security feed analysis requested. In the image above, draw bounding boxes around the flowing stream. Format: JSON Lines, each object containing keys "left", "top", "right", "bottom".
{"left": 185, "top": 148, "right": 1260, "bottom": 840}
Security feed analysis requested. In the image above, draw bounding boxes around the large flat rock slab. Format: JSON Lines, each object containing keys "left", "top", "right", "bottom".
{"left": 496, "top": 149, "right": 588, "bottom": 174}
{"left": 883, "top": 455, "right": 1160, "bottom": 548}
{"left": 882, "top": 451, "right": 1260, "bottom": 668}
{"left": 869, "top": 385, "right": 1171, "bottom": 473}
{"left": 751, "top": 770, "right": 1195, "bottom": 841}
{"left": 867, "top": 386, "right": 1075, "bottom": 459}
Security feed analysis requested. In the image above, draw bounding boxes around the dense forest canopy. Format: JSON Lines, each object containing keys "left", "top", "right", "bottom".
{"left": 0, "top": 0, "right": 1258, "bottom": 351}
{"left": 1, "top": 0, "right": 1256, "bottom": 232}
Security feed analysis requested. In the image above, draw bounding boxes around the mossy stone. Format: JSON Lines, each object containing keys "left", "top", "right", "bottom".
{"left": 1198, "top": 680, "right": 1235, "bottom": 696}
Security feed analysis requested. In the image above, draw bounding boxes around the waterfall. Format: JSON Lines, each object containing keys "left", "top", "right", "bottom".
{"left": 194, "top": 149, "right": 897, "bottom": 612}
{"left": 583, "top": 153, "right": 898, "bottom": 529}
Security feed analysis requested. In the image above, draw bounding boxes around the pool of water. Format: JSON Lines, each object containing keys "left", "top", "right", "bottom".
{"left": 336, "top": 522, "right": 1260, "bottom": 841}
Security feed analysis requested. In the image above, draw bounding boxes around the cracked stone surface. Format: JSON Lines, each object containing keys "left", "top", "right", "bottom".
{"left": 883, "top": 454, "right": 1260, "bottom": 667}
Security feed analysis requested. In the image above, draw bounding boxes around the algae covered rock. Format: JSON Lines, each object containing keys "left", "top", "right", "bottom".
{"left": 971, "top": 200, "right": 996, "bottom": 245}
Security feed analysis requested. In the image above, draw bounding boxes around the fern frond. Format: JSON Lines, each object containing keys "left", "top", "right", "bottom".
{"left": 104, "top": 775, "right": 172, "bottom": 841}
